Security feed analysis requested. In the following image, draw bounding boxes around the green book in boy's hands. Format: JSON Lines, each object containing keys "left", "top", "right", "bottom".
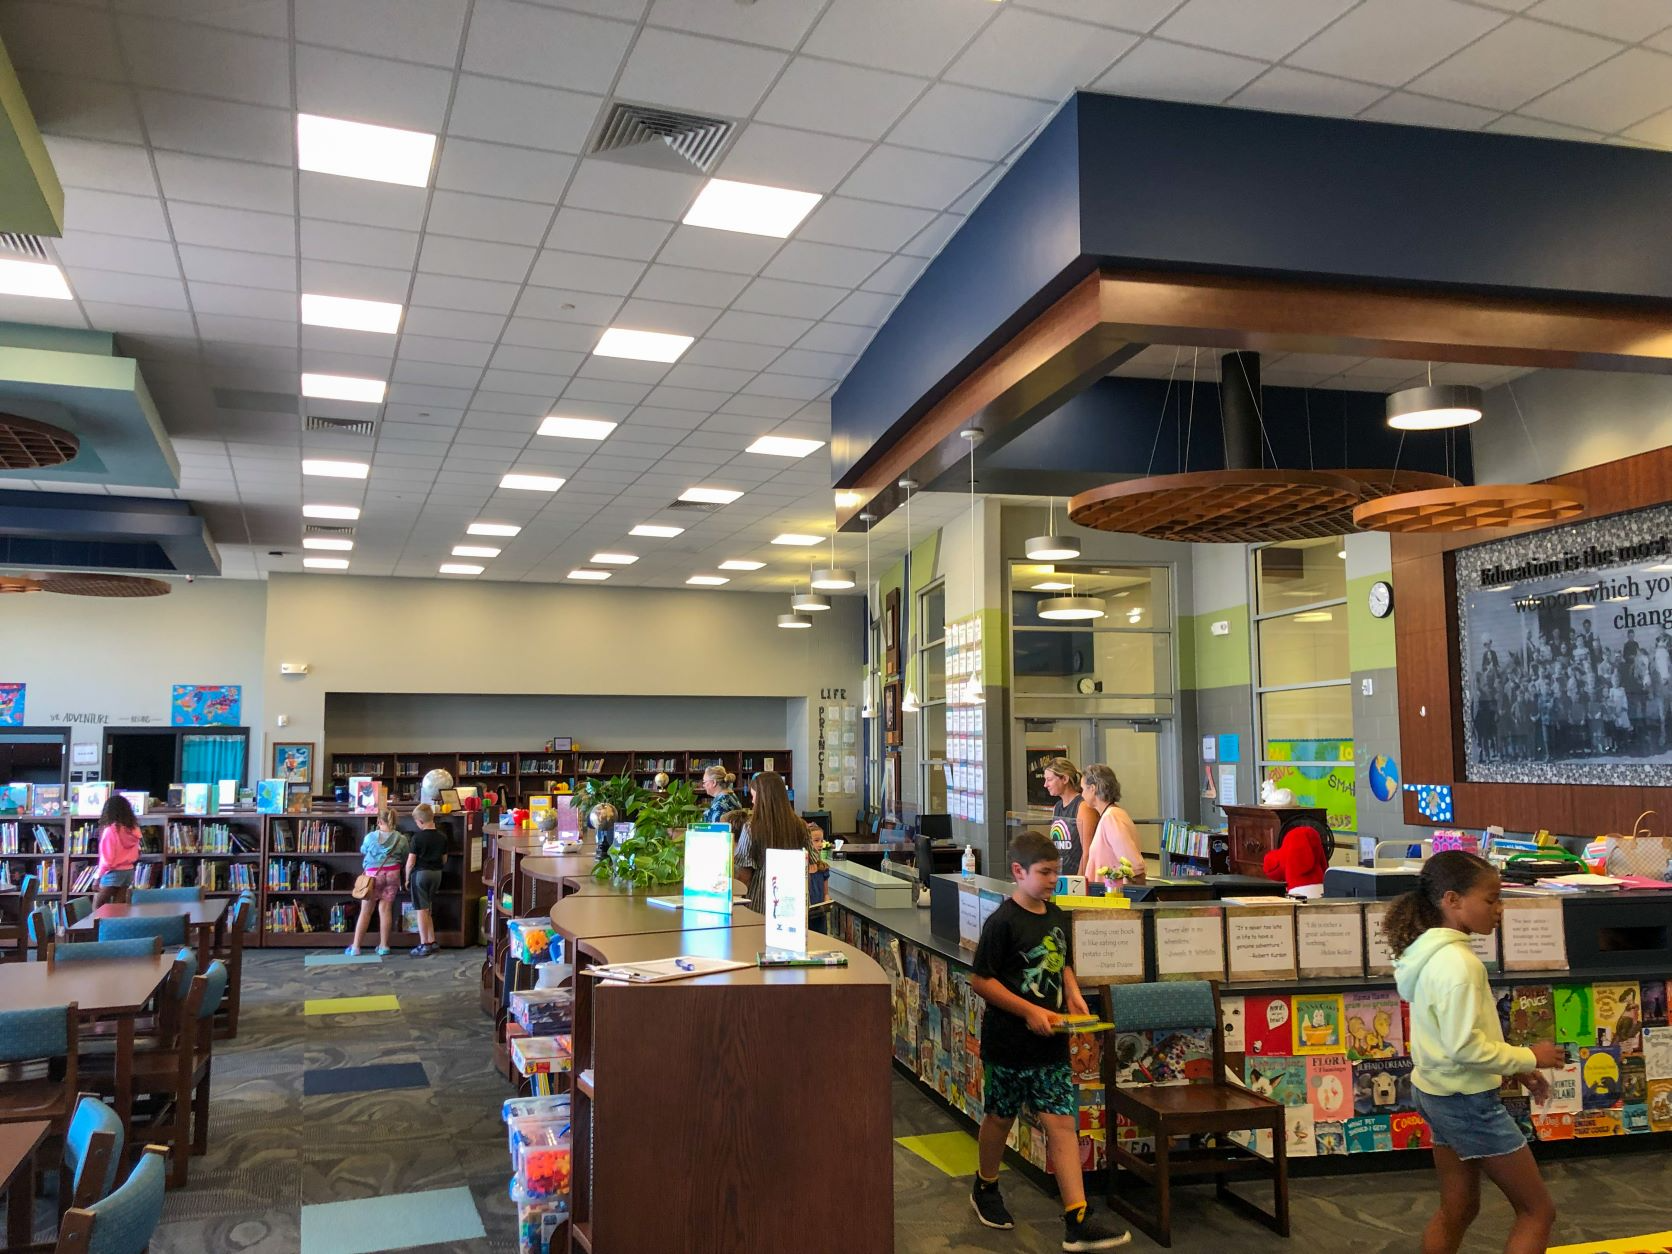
{"left": 1055, "top": 1013, "right": 1115, "bottom": 1034}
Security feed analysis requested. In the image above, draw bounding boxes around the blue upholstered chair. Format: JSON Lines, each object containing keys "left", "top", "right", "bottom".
{"left": 49, "top": 937, "right": 164, "bottom": 964}
{"left": 65, "top": 898, "right": 93, "bottom": 926}
{"left": 64, "top": 1095, "right": 125, "bottom": 1209}
{"left": 97, "top": 914, "right": 188, "bottom": 948}
{"left": 211, "top": 896, "right": 253, "bottom": 1039}
{"left": 0, "top": 1004, "right": 79, "bottom": 1137}
{"left": 27, "top": 902, "right": 56, "bottom": 957}
{"left": 130, "top": 887, "right": 204, "bottom": 904}
{"left": 1100, "top": 979, "right": 1287, "bottom": 1247}
{"left": 52, "top": 1143, "right": 168, "bottom": 1253}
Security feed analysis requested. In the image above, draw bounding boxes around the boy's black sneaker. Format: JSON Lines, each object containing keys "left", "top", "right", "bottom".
{"left": 970, "top": 1179, "right": 1014, "bottom": 1230}
{"left": 1062, "top": 1205, "right": 1131, "bottom": 1251}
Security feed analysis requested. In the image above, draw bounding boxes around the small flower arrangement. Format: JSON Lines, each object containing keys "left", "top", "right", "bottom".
{"left": 1095, "top": 857, "right": 1137, "bottom": 891}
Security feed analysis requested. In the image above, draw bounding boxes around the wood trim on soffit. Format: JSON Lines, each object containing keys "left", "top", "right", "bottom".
{"left": 835, "top": 268, "right": 1672, "bottom": 533}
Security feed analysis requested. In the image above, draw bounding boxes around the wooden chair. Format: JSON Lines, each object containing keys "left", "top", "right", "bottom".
{"left": 129, "top": 887, "right": 204, "bottom": 904}
{"left": 95, "top": 914, "right": 189, "bottom": 949}
{"left": 210, "top": 895, "right": 254, "bottom": 1040}
{"left": 0, "top": 873, "right": 39, "bottom": 960}
{"left": 26, "top": 903, "right": 55, "bottom": 959}
{"left": 52, "top": 1144, "right": 168, "bottom": 1254}
{"left": 1099, "top": 980, "right": 1288, "bottom": 1248}
{"left": 63, "top": 1095, "right": 124, "bottom": 1210}
{"left": 0, "top": 1004, "right": 79, "bottom": 1139}
{"left": 46, "top": 938, "right": 164, "bottom": 965}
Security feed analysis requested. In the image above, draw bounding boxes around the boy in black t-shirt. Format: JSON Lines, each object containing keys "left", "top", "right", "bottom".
{"left": 970, "top": 830, "right": 1130, "bottom": 1251}
{"left": 405, "top": 803, "right": 446, "bottom": 958}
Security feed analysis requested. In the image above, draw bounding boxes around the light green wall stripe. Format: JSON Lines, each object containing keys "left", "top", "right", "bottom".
{"left": 1184, "top": 604, "right": 1251, "bottom": 689}
{"left": 908, "top": 533, "right": 941, "bottom": 597}
{"left": 1347, "top": 572, "right": 1396, "bottom": 672}
{"left": 0, "top": 37, "right": 65, "bottom": 235}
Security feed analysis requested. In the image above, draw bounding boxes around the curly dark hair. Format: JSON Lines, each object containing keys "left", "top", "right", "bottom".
{"left": 1384, "top": 850, "right": 1497, "bottom": 956}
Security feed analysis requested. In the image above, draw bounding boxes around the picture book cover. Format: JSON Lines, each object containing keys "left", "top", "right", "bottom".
{"left": 352, "top": 778, "right": 384, "bottom": 814}
{"left": 1353, "top": 1057, "right": 1415, "bottom": 1116}
{"left": 0, "top": 783, "right": 28, "bottom": 814}
{"left": 929, "top": 956, "right": 950, "bottom": 1003}
{"left": 1573, "top": 1108, "right": 1623, "bottom": 1138}
{"left": 1531, "top": 1112, "right": 1574, "bottom": 1141}
{"left": 1284, "top": 1105, "right": 1316, "bottom": 1157}
{"left": 1494, "top": 985, "right": 1513, "bottom": 1039}
{"left": 1578, "top": 1045, "right": 1622, "bottom": 1108}
{"left": 1506, "top": 985, "right": 1555, "bottom": 1047}
{"left": 1069, "top": 1031, "right": 1103, "bottom": 1084}
{"left": 1621, "top": 1055, "right": 1647, "bottom": 1106}
{"left": 1291, "top": 993, "right": 1345, "bottom": 1055}
{"left": 1112, "top": 1032, "right": 1150, "bottom": 1085}
{"left": 1553, "top": 983, "right": 1595, "bottom": 1046}
{"left": 1222, "top": 995, "right": 1246, "bottom": 1053}
{"left": 1142, "top": 1029, "right": 1213, "bottom": 1084}
{"left": 1078, "top": 1086, "right": 1106, "bottom": 1136}
{"left": 1389, "top": 1110, "right": 1432, "bottom": 1151}
{"left": 1648, "top": 1078, "right": 1672, "bottom": 1132}
{"left": 1624, "top": 1102, "right": 1649, "bottom": 1133}
{"left": 1306, "top": 1055, "right": 1354, "bottom": 1123}
{"left": 1244, "top": 995, "right": 1293, "bottom": 1057}
{"left": 1643, "top": 980, "right": 1669, "bottom": 1028}
{"left": 1532, "top": 1063, "right": 1581, "bottom": 1115}
{"left": 1645, "top": 1026, "right": 1672, "bottom": 1081}
{"left": 1593, "top": 981, "right": 1643, "bottom": 1053}
{"left": 1246, "top": 1057, "right": 1307, "bottom": 1108}
{"left": 1344, "top": 1114, "right": 1391, "bottom": 1154}
{"left": 1343, "top": 991, "right": 1403, "bottom": 1059}
{"left": 1315, "top": 1121, "right": 1347, "bottom": 1155}
{"left": 255, "top": 779, "right": 286, "bottom": 814}
{"left": 182, "top": 783, "right": 209, "bottom": 816}
{"left": 32, "top": 784, "right": 62, "bottom": 817}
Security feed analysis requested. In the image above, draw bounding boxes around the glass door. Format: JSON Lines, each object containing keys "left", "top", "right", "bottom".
{"left": 1018, "top": 720, "right": 1092, "bottom": 817}
{"left": 1095, "top": 718, "right": 1170, "bottom": 863}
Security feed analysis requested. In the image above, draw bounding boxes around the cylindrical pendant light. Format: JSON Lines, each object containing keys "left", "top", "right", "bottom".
{"left": 791, "top": 590, "right": 830, "bottom": 612}
{"left": 1038, "top": 594, "right": 1106, "bottom": 621}
{"left": 812, "top": 527, "right": 854, "bottom": 590}
{"left": 778, "top": 612, "right": 812, "bottom": 629}
{"left": 1386, "top": 366, "right": 1484, "bottom": 431}
{"left": 1026, "top": 496, "right": 1080, "bottom": 561}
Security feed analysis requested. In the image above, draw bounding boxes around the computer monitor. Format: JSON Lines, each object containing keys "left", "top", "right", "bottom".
{"left": 916, "top": 832, "right": 936, "bottom": 887}
{"left": 917, "top": 812, "right": 951, "bottom": 842}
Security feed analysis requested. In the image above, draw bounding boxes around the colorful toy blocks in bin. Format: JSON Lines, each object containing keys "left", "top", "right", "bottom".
{"left": 511, "top": 1034, "right": 572, "bottom": 1077}
{"left": 512, "top": 1179, "right": 568, "bottom": 1253}
{"left": 510, "top": 987, "right": 573, "bottom": 1035}
{"left": 506, "top": 916, "right": 559, "bottom": 965}
{"left": 514, "top": 1122, "right": 573, "bottom": 1200}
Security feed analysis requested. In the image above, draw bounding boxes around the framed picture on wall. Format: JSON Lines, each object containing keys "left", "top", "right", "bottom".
{"left": 884, "top": 586, "right": 901, "bottom": 679}
{"left": 885, "top": 752, "right": 902, "bottom": 819}
{"left": 883, "top": 680, "right": 903, "bottom": 746}
{"left": 273, "top": 742, "right": 313, "bottom": 789}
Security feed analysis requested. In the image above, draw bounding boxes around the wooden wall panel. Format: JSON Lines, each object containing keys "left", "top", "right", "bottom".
{"left": 1391, "top": 444, "right": 1672, "bottom": 837}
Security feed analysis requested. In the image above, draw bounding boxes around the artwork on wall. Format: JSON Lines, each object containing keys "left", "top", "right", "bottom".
{"left": 883, "top": 680, "right": 903, "bottom": 747}
{"left": 170, "top": 684, "right": 241, "bottom": 727}
{"left": 0, "top": 683, "right": 23, "bottom": 726}
{"left": 884, "top": 586, "right": 902, "bottom": 679}
{"left": 1456, "top": 501, "right": 1672, "bottom": 785}
{"left": 273, "top": 742, "right": 313, "bottom": 789}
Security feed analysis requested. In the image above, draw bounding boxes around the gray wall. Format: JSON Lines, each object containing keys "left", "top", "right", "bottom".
{"left": 1477, "top": 369, "right": 1672, "bottom": 484}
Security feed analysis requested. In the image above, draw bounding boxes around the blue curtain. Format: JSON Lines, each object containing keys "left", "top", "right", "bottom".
{"left": 180, "top": 734, "right": 246, "bottom": 785}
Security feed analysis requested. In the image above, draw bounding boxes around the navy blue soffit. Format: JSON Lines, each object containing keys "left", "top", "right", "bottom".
{"left": 0, "top": 489, "right": 219, "bottom": 575}
{"left": 831, "top": 92, "right": 1672, "bottom": 486}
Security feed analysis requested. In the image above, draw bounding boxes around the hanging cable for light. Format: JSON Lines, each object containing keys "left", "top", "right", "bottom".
{"left": 959, "top": 428, "right": 984, "bottom": 707}
{"left": 1386, "top": 363, "right": 1483, "bottom": 431}
{"left": 811, "top": 527, "right": 854, "bottom": 590}
{"left": 1025, "top": 496, "right": 1080, "bottom": 561}
{"left": 860, "top": 511, "right": 877, "bottom": 718}
{"left": 900, "top": 477, "right": 920, "bottom": 714}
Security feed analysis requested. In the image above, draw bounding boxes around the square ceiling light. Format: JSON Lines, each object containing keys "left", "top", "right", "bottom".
{"left": 501, "top": 472, "right": 565, "bottom": 492}
{"left": 686, "top": 575, "right": 729, "bottom": 586}
{"left": 683, "top": 178, "right": 821, "bottom": 238}
{"left": 468, "top": 522, "right": 521, "bottom": 537}
{"left": 301, "top": 293, "right": 402, "bottom": 334}
{"left": 302, "top": 459, "right": 369, "bottom": 479}
{"left": 0, "top": 258, "right": 72, "bottom": 299}
{"left": 772, "top": 533, "right": 821, "bottom": 546}
{"left": 679, "top": 486, "right": 742, "bottom": 505}
{"left": 590, "top": 552, "right": 637, "bottom": 565}
{"left": 301, "top": 372, "right": 386, "bottom": 404}
{"left": 539, "top": 415, "right": 617, "bottom": 440}
{"left": 297, "top": 113, "right": 436, "bottom": 187}
{"left": 593, "top": 327, "right": 693, "bottom": 363}
{"left": 303, "top": 504, "right": 361, "bottom": 520}
{"left": 439, "top": 562, "right": 484, "bottom": 575}
{"left": 568, "top": 569, "right": 611, "bottom": 580}
{"left": 303, "top": 556, "right": 349, "bottom": 570}
{"left": 745, "top": 436, "right": 825, "bottom": 459}
{"left": 630, "top": 523, "right": 684, "bottom": 537}
{"left": 452, "top": 545, "right": 500, "bottom": 558}
{"left": 303, "top": 537, "right": 353, "bottom": 551}
{"left": 719, "top": 559, "right": 764, "bottom": 571}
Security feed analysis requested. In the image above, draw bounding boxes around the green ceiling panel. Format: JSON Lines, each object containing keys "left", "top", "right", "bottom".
{"left": 0, "top": 36, "right": 64, "bottom": 236}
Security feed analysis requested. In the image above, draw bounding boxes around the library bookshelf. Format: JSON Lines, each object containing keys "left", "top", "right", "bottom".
{"left": 328, "top": 747, "right": 793, "bottom": 806}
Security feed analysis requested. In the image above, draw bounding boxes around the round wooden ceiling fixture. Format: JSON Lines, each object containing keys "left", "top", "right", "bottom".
{"left": 0, "top": 575, "right": 42, "bottom": 594}
{"left": 38, "top": 573, "right": 171, "bottom": 598}
{"left": 1352, "top": 483, "right": 1587, "bottom": 533}
{"left": 1068, "top": 469, "right": 1458, "bottom": 543}
{"left": 0, "top": 412, "right": 79, "bottom": 471}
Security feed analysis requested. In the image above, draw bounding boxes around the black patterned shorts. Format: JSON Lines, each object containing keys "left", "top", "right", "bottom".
{"left": 982, "top": 1061, "right": 1077, "bottom": 1118}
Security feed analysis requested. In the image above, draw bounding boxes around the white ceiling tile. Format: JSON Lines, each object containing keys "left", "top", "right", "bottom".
{"left": 116, "top": 15, "right": 291, "bottom": 107}
{"left": 502, "top": 314, "right": 611, "bottom": 350}
{"left": 198, "top": 312, "right": 298, "bottom": 348}
{"left": 741, "top": 372, "right": 828, "bottom": 401}
{"left": 54, "top": 231, "right": 181, "bottom": 279}
{"left": 706, "top": 310, "right": 814, "bottom": 347}
{"left": 528, "top": 250, "right": 646, "bottom": 296}
{"left": 794, "top": 322, "right": 874, "bottom": 355}
{"left": 612, "top": 298, "right": 721, "bottom": 337}
{"left": 1, "top": 3, "right": 123, "bottom": 78}
{"left": 136, "top": 90, "right": 292, "bottom": 164}
{"left": 887, "top": 84, "right": 1055, "bottom": 163}
{"left": 298, "top": 172, "right": 429, "bottom": 232}
{"left": 614, "top": 27, "right": 788, "bottom": 117}
{"left": 178, "top": 244, "right": 297, "bottom": 291}
{"left": 796, "top": 198, "right": 935, "bottom": 252}
{"left": 731, "top": 277, "right": 845, "bottom": 319}
{"left": 652, "top": 225, "right": 781, "bottom": 275}
{"left": 300, "top": 324, "right": 398, "bottom": 359}
{"left": 770, "top": 348, "right": 854, "bottom": 379}
{"left": 1408, "top": 18, "right": 1619, "bottom": 111}
{"left": 1014, "top": 0, "right": 1180, "bottom": 29}
{"left": 490, "top": 344, "right": 587, "bottom": 376}
{"left": 464, "top": 0, "right": 634, "bottom": 92}
{"left": 85, "top": 302, "right": 197, "bottom": 338}
{"left": 0, "top": 294, "right": 84, "bottom": 328}
{"left": 1622, "top": 107, "right": 1672, "bottom": 146}
{"left": 1156, "top": 0, "right": 1357, "bottom": 60}
{"left": 1484, "top": 113, "right": 1606, "bottom": 140}
{"left": 859, "top": 254, "right": 928, "bottom": 295}
{"left": 187, "top": 281, "right": 297, "bottom": 318}
{"left": 898, "top": 212, "right": 965, "bottom": 259}
{"left": 153, "top": 151, "right": 292, "bottom": 213}
{"left": 448, "top": 75, "right": 603, "bottom": 154}
{"left": 514, "top": 287, "right": 623, "bottom": 324}
{"left": 683, "top": 339, "right": 781, "bottom": 370}
{"left": 646, "top": 0, "right": 825, "bottom": 48}
{"left": 70, "top": 268, "right": 191, "bottom": 310}
{"left": 14, "top": 71, "right": 146, "bottom": 144}
{"left": 300, "top": 219, "right": 420, "bottom": 270}
{"left": 804, "top": 0, "right": 996, "bottom": 77}
{"left": 113, "top": 0, "right": 288, "bottom": 37}
{"left": 403, "top": 306, "right": 509, "bottom": 342}
{"left": 1527, "top": 0, "right": 1672, "bottom": 41}
{"left": 661, "top": 363, "right": 754, "bottom": 392}
{"left": 426, "top": 191, "right": 557, "bottom": 247}
{"left": 1652, "top": 27, "right": 1672, "bottom": 52}
{"left": 755, "top": 58, "right": 927, "bottom": 141}
{"left": 410, "top": 273, "right": 523, "bottom": 315}
{"left": 399, "top": 337, "right": 494, "bottom": 370}
{"left": 300, "top": 259, "right": 412, "bottom": 303}
{"left": 837, "top": 146, "right": 992, "bottom": 211}
{"left": 295, "top": 0, "right": 469, "bottom": 66}
{"left": 714, "top": 393, "right": 801, "bottom": 418}
{"left": 1093, "top": 38, "right": 1267, "bottom": 103}
{"left": 63, "top": 188, "right": 172, "bottom": 240}
{"left": 715, "top": 128, "right": 868, "bottom": 200}
{"left": 1288, "top": 0, "right": 1507, "bottom": 88}
{"left": 547, "top": 208, "right": 673, "bottom": 261}
{"left": 1358, "top": 92, "right": 1504, "bottom": 129}
{"left": 762, "top": 240, "right": 889, "bottom": 286}
{"left": 826, "top": 290, "right": 895, "bottom": 327}
{"left": 1229, "top": 67, "right": 1387, "bottom": 117}
{"left": 562, "top": 379, "right": 655, "bottom": 405}
{"left": 946, "top": 10, "right": 1137, "bottom": 100}
{"left": 169, "top": 202, "right": 296, "bottom": 257}
{"left": 419, "top": 234, "right": 537, "bottom": 283}
{"left": 477, "top": 368, "right": 569, "bottom": 398}
{"left": 633, "top": 265, "right": 752, "bottom": 307}
{"left": 294, "top": 44, "right": 456, "bottom": 132}
{"left": 1521, "top": 47, "right": 1672, "bottom": 131}
{"left": 435, "top": 140, "right": 575, "bottom": 207}
{"left": 40, "top": 136, "right": 157, "bottom": 196}
{"left": 563, "top": 161, "right": 704, "bottom": 222}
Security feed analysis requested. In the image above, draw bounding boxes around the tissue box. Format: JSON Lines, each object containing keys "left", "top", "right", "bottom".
{"left": 505, "top": 917, "right": 559, "bottom": 965}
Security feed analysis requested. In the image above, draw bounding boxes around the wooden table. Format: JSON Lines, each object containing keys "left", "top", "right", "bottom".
{"left": 1, "top": 1120, "right": 49, "bottom": 1251}
{"left": 68, "top": 900, "right": 230, "bottom": 971}
{"left": 549, "top": 893, "right": 762, "bottom": 944}
{"left": 0, "top": 954, "right": 177, "bottom": 1149}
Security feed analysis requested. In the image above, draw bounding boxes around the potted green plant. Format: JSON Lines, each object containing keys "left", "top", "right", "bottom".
{"left": 578, "top": 773, "right": 649, "bottom": 862}
{"left": 592, "top": 779, "right": 706, "bottom": 888}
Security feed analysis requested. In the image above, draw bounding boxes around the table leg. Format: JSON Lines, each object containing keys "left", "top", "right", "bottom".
{"left": 6, "top": 1149, "right": 36, "bottom": 1248}
{"left": 116, "top": 1016, "right": 135, "bottom": 1150}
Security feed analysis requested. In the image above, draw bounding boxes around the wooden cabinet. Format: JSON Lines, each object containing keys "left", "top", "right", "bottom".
{"left": 1222, "top": 805, "right": 1330, "bottom": 878}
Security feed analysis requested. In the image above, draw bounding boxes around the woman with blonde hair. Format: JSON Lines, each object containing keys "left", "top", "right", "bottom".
{"left": 1040, "top": 757, "right": 1092, "bottom": 875}
{"left": 1081, "top": 764, "right": 1146, "bottom": 885}
{"left": 701, "top": 763, "right": 743, "bottom": 825}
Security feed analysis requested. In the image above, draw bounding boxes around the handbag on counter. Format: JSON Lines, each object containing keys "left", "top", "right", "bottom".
{"left": 1592, "top": 811, "right": 1672, "bottom": 881}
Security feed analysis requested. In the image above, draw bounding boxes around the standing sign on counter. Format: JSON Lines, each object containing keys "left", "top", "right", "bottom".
{"left": 1500, "top": 896, "right": 1569, "bottom": 972}
{"left": 648, "top": 823, "right": 733, "bottom": 916}
{"left": 763, "top": 846, "right": 808, "bottom": 955}
{"left": 1224, "top": 900, "right": 1298, "bottom": 981}
{"left": 958, "top": 884, "right": 981, "bottom": 951}
{"left": 1467, "top": 926, "right": 1501, "bottom": 972}
{"left": 1363, "top": 901, "right": 1395, "bottom": 976}
{"left": 1153, "top": 907, "right": 1227, "bottom": 981}
{"left": 1071, "top": 908, "right": 1146, "bottom": 985}
{"left": 977, "top": 888, "right": 1004, "bottom": 935}
{"left": 1295, "top": 901, "right": 1366, "bottom": 979}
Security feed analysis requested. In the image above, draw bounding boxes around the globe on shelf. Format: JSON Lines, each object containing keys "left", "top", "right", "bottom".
{"left": 419, "top": 768, "right": 455, "bottom": 803}
{"left": 535, "top": 809, "right": 558, "bottom": 833}
{"left": 653, "top": 771, "right": 670, "bottom": 790}
{"left": 587, "top": 802, "right": 618, "bottom": 833}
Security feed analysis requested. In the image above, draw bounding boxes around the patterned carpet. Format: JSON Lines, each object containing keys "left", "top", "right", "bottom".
{"left": 20, "top": 949, "right": 1666, "bottom": 1252}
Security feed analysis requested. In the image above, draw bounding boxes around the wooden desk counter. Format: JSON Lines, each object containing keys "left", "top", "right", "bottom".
{"left": 550, "top": 892, "right": 761, "bottom": 944}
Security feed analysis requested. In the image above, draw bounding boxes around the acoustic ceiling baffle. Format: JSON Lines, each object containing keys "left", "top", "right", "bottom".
{"left": 0, "top": 412, "right": 79, "bottom": 471}
{"left": 38, "top": 573, "right": 171, "bottom": 597}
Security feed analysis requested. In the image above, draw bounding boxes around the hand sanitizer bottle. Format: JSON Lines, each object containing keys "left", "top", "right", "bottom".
{"left": 961, "top": 845, "right": 976, "bottom": 878}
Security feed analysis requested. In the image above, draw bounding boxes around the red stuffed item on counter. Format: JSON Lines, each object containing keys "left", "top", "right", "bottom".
{"left": 1262, "top": 822, "right": 1330, "bottom": 892}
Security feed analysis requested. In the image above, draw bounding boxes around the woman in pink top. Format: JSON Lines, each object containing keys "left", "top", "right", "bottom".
{"left": 94, "top": 794, "right": 144, "bottom": 907}
{"left": 1080, "top": 764, "right": 1147, "bottom": 887}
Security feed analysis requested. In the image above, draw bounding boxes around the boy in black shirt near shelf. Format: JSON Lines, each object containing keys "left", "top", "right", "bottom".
{"left": 405, "top": 803, "right": 446, "bottom": 957}
{"left": 970, "top": 830, "right": 1130, "bottom": 1251}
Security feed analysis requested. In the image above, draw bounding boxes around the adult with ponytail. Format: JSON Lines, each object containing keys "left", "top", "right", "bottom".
{"left": 1391, "top": 851, "right": 1564, "bottom": 1254}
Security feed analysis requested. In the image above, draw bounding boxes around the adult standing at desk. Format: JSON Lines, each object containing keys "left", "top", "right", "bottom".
{"left": 1081, "top": 764, "right": 1146, "bottom": 885}
{"left": 701, "top": 764, "right": 743, "bottom": 825}
{"left": 1040, "top": 757, "right": 1092, "bottom": 876}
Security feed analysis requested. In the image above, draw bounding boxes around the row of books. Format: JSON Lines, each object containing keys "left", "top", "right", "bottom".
{"left": 335, "top": 760, "right": 387, "bottom": 777}
{"left": 0, "top": 861, "right": 61, "bottom": 892}
{"left": 266, "top": 859, "right": 338, "bottom": 890}
{"left": 266, "top": 901, "right": 321, "bottom": 933}
{"left": 1, "top": 822, "right": 57, "bottom": 854}
{"left": 1160, "top": 819, "right": 1221, "bottom": 859}
{"left": 460, "top": 758, "right": 514, "bottom": 775}
{"left": 165, "top": 822, "right": 258, "bottom": 854}
{"left": 270, "top": 820, "right": 349, "bottom": 853}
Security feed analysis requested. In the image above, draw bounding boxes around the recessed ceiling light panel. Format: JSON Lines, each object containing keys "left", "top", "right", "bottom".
{"left": 452, "top": 545, "right": 500, "bottom": 558}
{"left": 439, "top": 563, "right": 484, "bottom": 575}
{"left": 303, "top": 557, "right": 349, "bottom": 570}
{"left": 468, "top": 522, "right": 521, "bottom": 537}
{"left": 630, "top": 523, "right": 684, "bottom": 538}
{"left": 539, "top": 415, "right": 618, "bottom": 440}
{"left": 303, "top": 537, "right": 354, "bottom": 551}
{"left": 301, "top": 293, "right": 402, "bottom": 334}
{"left": 772, "top": 533, "right": 821, "bottom": 546}
{"left": 0, "top": 258, "right": 72, "bottom": 300}
{"left": 683, "top": 178, "right": 821, "bottom": 238}
{"left": 303, "top": 504, "right": 361, "bottom": 520}
{"left": 302, "top": 458, "right": 369, "bottom": 479}
{"left": 568, "top": 569, "right": 611, "bottom": 581}
{"left": 594, "top": 327, "right": 693, "bottom": 363}
{"left": 686, "top": 575, "right": 729, "bottom": 586}
{"left": 590, "top": 552, "right": 638, "bottom": 565}
{"left": 679, "top": 486, "right": 742, "bottom": 505}
{"left": 719, "top": 560, "right": 765, "bottom": 571}
{"left": 297, "top": 113, "right": 436, "bottom": 187}
{"left": 500, "top": 473, "right": 565, "bottom": 492}
{"left": 301, "top": 372, "right": 386, "bottom": 404}
{"left": 745, "top": 435, "right": 826, "bottom": 458}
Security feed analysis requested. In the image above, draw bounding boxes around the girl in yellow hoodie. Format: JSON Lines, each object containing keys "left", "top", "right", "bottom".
{"left": 1390, "top": 851, "right": 1565, "bottom": 1254}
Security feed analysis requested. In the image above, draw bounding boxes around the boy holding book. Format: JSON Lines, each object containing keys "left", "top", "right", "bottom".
{"left": 970, "top": 829, "right": 1129, "bottom": 1251}
{"left": 405, "top": 803, "right": 446, "bottom": 958}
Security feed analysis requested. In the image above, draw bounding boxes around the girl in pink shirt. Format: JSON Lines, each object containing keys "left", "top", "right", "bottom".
{"left": 94, "top": 794, "right": 144, "bottom": 907}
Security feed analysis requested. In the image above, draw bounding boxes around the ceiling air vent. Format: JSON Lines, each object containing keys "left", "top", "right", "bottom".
{"left": 305, "top": 414, "right": 376, "bottom": 437}
{"left": 589, "top": 101, "right": 733, "bottom": 175}
{"left": 0, "top": 233, "right": 48, "bottom": 261}
{"left": 666, "top": 498, "right": 724, "bottom": 514}
{"left": 304, "top": 524, "right": 355, "bottom": 537}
